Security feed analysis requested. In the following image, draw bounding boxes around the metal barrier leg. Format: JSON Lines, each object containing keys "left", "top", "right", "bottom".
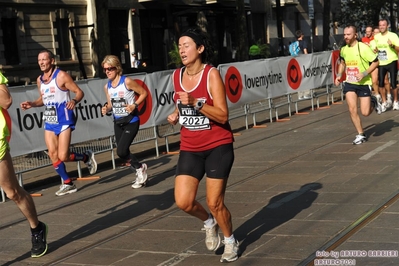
{"left": 77, "top": 161, "right": 82, "bottom": 178}
{"left": 18, "top": 173, "right": 23, "bottom": 187}
{"left": 154, "top": 138, "right": 159, "bottom": 158}
{"left": 245, "top": 104, "right": 250, "bottom": 129}
{"left": 165, "top": 137, "right": 170, "bottom": 153}
{"left": 252, "top": 113, "right": 257, "bottom": 127}
{"left": 110, "top": 136, "right": 116, "bottom": 170}
{"left": 153, "top": 127, "right": 159, "bottom": 157}
{"left": 1, "top": 186, "right": 5, "bottom": 203}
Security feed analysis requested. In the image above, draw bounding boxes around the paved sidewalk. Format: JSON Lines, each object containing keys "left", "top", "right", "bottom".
{"left": 1, "top": 96, "right": 398, "bottom": 266}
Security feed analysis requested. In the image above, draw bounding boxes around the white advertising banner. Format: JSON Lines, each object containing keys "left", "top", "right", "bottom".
{"left": 280, "top": 51, "right": 333, "bottom": 96}
{"left": 144, "top": 70, "right": 176, "bottom": 125}
{"left": 219, "top": 52, "right": 333, "bottom": 106}
{"left": 218, "top": 60, "right": 270, "bottom": 107}
{"left": 8, "top": 73, "right": 152, "bottom": 157}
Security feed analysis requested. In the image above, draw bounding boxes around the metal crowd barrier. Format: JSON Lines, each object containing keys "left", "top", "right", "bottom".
{"left": 156, "top": 123, "right": 181, "bottom": 154}
{"left": 272, "top": 94, "right": 292, "bottom": 121}
{"left": 248, "top": 99, "right": 273, "bottom": 126}
{"left": 1, "top": 127, "right": 158, "bottom": 202}
{"left": 228, "top": 104, "right": 250, "bottom": 130}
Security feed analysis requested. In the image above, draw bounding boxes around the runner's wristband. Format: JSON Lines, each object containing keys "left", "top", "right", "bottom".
{"left": 362, "top": 71, "right": 368, "bottom": 77}
{"left": 72, "top": 99, "right": 78, "bottom": 104}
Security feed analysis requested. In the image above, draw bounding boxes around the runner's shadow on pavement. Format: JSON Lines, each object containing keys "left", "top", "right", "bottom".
{"left": 47, "top": 188, "right": 175, "bottom": 253}
{"left": 2, "top": 187, "right": 176, "bottom": 265}
{"left": 365, "top": 119, "right": 399, "bottom": 137}
{"left": 231, "top": 182, "right": 322, "bottom": 256}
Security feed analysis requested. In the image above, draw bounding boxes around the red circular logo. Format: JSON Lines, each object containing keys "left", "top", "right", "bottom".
{"left": 287, "top": 58, "right": 302, "bottom": 90}
{"left": 134, "top": 79, "right": 152, "bottom": 125}
{"left": 224, "top": 66, "right": 243, "bottom": 103}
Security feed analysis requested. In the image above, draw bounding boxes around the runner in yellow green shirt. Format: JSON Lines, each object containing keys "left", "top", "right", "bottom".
{"left": 335, "top": 25, "right": 381, "bottom": 145}
{"left": 373, "top": 18, "right": 399, "bottom": 111}
{"left": 368, "top": 26, "right": 390, "bottom": 103}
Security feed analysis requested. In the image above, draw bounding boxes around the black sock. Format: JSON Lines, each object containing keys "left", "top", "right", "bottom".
{"left": 31, "top": 221, "right": 43, "bottom": 234}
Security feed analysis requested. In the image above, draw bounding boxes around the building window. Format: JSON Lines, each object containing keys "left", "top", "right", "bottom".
{"left": 1, "top": 18, "right": 19, "bottom": 65}
{"left": 55, "top": 18, "right": 71, "bottom": 60}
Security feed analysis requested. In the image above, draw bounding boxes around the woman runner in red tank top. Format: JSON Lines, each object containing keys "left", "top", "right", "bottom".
{"left": 167, "top": 28, "right": 239, "bottom": 263}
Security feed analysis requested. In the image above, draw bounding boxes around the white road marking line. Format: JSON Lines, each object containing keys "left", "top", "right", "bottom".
{"left": 157, "top": 250, "right": 196, "bottom": 266}
{"left": 359, "top": 140, "right": 397, "bottom": 160}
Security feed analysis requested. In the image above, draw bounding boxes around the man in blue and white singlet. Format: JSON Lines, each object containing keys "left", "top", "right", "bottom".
{"left": 20, "top": 49, "right": 97, "bottom": 196}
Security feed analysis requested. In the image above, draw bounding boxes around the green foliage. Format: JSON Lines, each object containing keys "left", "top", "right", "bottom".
{"left": 257, "top": 40, "right": 271, "bottom": 59}
{"left": 168, "top": 42, "right": 181, "bottom": 68}
{"left": 335, "top": 0, "right": 391, "bottom": 30}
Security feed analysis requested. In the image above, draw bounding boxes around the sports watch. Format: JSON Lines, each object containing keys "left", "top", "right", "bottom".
{"left": 194, "top": 100, "right": 204, "bottom": 110}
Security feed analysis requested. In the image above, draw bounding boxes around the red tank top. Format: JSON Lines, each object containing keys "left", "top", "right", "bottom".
{"left": 172, "top": 64, "right": 234, "bottom": 151}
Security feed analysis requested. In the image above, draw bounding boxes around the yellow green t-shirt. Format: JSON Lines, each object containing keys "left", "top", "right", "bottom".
{"left": 340, "top": 42, "right": 377, "bottom": 85}
{"left": 373, "top": 31, "right": 399, "bottom": 65}
{"left": 0, "top": 73, "right": 10, "bottom": 141}
{"left": 369, "top": 39, "right": 377, "bottom": 52}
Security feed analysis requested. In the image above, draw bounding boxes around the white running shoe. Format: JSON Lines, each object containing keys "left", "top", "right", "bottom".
{"left": 375, "top": 94, "right": 382, "bottom": 103}
{"left": 132, "top": 163, "right": 148, "bottom": 188}
{"left": 202, "top": 222, "right": 221, "bottom": 251}
{"left": 55, "top": 183, "right": 77, "bottom": 196}
{"left": 353, "top": 134, "right": 367, "bottom": 145}
{"left": 220, "top": 239, "right": 240, "bottom": 263}
{"left": 393, "top": 101, "right": 399, "bottom": 111}
{"left": 371, "top": 96, "right": 382, "bottom": 114}
{"left": 381, "top": 102, "right": 387, "bottom": 113}
{"left": 85, "top": 150, "right": 97, "bottom": 175}
{"left": 387, "top": 94, "right": 393, "bottom": 107}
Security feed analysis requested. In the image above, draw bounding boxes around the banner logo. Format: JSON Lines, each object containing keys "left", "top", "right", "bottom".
{"left": 287, "top": 58, "right": 302, "bottom": 90}
{"left": 225, "top": 66, "right": 243, "bottom": 103}
{"left": 332, "top": 50, "right": 345, "bottom": 81}
{"left": 134, "top": 79, "right": 152, "bottom": 125}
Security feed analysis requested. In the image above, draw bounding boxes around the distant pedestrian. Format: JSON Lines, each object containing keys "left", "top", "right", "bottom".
{"left": 101, "top": 55, "right": 148, "bottom": 188}
{"left": 167, "top": 27, "right": 239, "bottom": 263}
{"left": 0, "top": 72, "right": 48, "bottom": 258}
{"left": 335, "top": 25, "right": 381, "bottom": 145}
{"left": 291, "top": 30, "right": 311, "bottom": 99}
{"left": 361, "top": 26, "right": 374, "bottom": 45}
{"left": 289, "top": 30, "right": 308, "bottom": 56}
{"left": 20, "top": 49, "right": 97, "bottom": 196}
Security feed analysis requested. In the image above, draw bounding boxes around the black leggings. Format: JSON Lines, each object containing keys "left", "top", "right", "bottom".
{"left": 114, "top": 120, "right": 141, "bottom": 169}
{"left": 176, "top": 143, "right": 234, "bottom": 181}
{"left": 378, "top": 61, "right": 398, "bottom": 88}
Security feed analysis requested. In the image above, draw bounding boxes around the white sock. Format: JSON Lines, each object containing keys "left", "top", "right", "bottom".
{"left": 204, "top": 213, "right": 215, "bottom": 228}
{"left": 224, "top": 234, "right": 236, "bottom": 243}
